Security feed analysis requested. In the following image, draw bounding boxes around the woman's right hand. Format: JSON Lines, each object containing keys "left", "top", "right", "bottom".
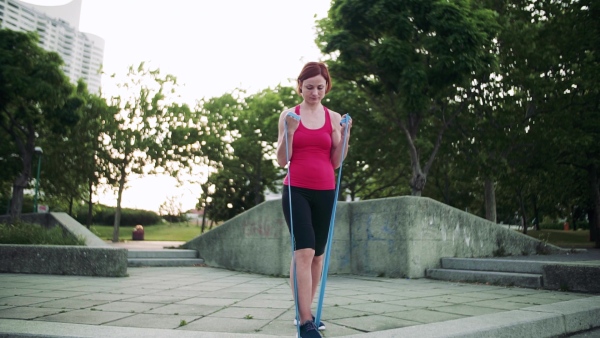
{"left": 284, "top": 113, "right": 300, "bottom": 135}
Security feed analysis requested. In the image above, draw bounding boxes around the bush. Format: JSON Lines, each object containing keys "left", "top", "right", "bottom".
{"left": 0, "top": 222, "right": 85, "bottom": 245}
{"left": 540, "top": 221, "right": 590, "bottom": 230}
{"left": 540, "top": 222, "right": 563, "bottom": 230}
{"left": 162, "top": 214, "right": 189, "bottom": 223}
{"left": 75, "top": 205, "right": 161, "bottom": 227}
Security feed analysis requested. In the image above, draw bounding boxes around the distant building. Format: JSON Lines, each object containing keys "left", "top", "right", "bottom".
{"left": 0, "top": 0, "right": 104, "bottom": 93}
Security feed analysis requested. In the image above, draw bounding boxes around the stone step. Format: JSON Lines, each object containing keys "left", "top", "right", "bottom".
{"left": 127, "top": 249, "right": 198, "bottom": 259}
{"left": 128, "top": 258, "right": 205, "bottom": 267}
{"left": 426, "top": 268, "right": 543, "bottom": 288}
{"left": 440, "top": 257, "right": 550, "bottom": 274}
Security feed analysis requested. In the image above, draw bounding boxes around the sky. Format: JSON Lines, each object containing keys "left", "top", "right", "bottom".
{"left": 22, "top": 0, "right": 331, "bottom": 213}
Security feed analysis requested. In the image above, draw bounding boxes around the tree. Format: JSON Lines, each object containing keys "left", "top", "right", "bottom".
{"left": 0, "top": 30, "right": 82, "bottom": 221}
{"left": 40, "top": 81, "right": 117, "bottom": 227}
{"left": 323, "top": 78, "right": 411, "bottom": 201}
{"left": 197, "top": 86, "right": 297, "bottom": 221}
{"left": 529, "top": 0, "right": 600, "bottom": 245}
{"left": 103, "top": 62, "right": 203, "bottom": 242}
{"left": 316, "top": 0, "right": 499, "bottom": 196}
{"left": 159, "top": 195, "right": 186, "bottom": 223}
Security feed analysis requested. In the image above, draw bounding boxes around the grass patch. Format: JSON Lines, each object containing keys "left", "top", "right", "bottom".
{"left": 0, "top": 222, "right": 86, "bottom": 245}
{"left": 524, "top": 229, "right": 595, "bottom": 249}
{"left": 91, "top": 222, "right": 218, "bottom": 242}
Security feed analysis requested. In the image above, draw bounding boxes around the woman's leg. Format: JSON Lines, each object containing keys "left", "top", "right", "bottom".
{"left": 310, "top": 254, "right": 324, "bottom": 302}
{"left": 283, "top": 186, "right": 318, "bottom": 324}
{"left": 291, "top": 248, "right": 316, "bottom": 324}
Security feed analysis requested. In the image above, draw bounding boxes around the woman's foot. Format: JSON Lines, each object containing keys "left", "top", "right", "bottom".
{"left": 297, "top": 320, "right": 321, "bottom": 338}
{"left": 294, "top": 315, "right": 326, "bottom": 330}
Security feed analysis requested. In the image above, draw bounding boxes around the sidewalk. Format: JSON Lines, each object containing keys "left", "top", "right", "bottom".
{"left": 0, "top": 243, "right": 599, "bottom": 337}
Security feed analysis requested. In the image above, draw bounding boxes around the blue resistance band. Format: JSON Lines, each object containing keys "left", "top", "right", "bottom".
{"left": 315, "top": 113, "right": 351, "bottom": 327}
{"left": 284, "top": 111, "right": 301, "bottom": 337}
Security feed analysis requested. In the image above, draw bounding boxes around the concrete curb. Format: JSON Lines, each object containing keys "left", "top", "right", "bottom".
{"left": 343, "top": 296, "right": 600, "bottom": 338}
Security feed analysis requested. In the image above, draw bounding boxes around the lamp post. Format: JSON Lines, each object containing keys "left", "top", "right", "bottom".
{"left": 33, "top": 146, "right": 43, "bottom": 213}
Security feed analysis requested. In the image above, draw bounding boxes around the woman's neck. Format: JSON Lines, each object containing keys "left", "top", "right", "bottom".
{"left": 300, "top": 102, "right": 322, "bottom": 114}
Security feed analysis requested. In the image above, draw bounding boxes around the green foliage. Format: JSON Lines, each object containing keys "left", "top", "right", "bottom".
{"left": 317, "top": 0, "right": 500, "bottom": 195}
{"left": 102, "top": 62, "right": 204, "bottom": 240}
{"left": 197, "top": 86, "right": 297, "bottom": 222}
{"left": 0, "top": 29, "right": 81, "bottom": 220}
{"left": 41, "top": 81, "right": 118, "bottom": 221}
{"left": 540, "top": 222, "right": 590, "bottom": 231}
{"left": 0, "top": 222, "right": 85, "bottom": 245}
{"left": 75, "top": 205, "right": 161, "bottom": 227}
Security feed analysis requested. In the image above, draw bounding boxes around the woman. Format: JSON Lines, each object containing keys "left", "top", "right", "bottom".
{"left": 276, "top": 61, "right": 352, "bottom": 337}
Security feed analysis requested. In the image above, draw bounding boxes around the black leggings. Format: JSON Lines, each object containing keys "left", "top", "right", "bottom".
{"left": 282, "top": 185, "right": 336, "bottom": 256}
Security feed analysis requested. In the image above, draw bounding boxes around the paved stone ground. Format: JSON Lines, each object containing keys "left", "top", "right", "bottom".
{"left": 0, "top": 242, "right": 599, "bottom": 337}
{"left": 1, "top": 266, "right": 599, "bottom": 337}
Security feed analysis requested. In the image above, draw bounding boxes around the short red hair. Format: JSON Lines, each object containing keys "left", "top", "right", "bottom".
{"left": 296, "top": 62, "right": 332, "bottom": 95}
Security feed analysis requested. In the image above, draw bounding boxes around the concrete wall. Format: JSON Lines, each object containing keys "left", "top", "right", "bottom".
{"left": 0, "top": 213, "right": 127, "bottom": 277}
{"left": 185, "top": 196, "right": 565, "bottom": 278}
{"left": 0, "top": 244, "right": 127, "bottom": 277}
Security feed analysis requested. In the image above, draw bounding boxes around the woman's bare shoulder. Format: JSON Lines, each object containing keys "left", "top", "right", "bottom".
{"left": 328, "top": 108, "right": 342, "bottom": 122}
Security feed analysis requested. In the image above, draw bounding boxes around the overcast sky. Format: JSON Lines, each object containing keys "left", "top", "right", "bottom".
{"left": 22, "top": 0, "right": 331, "bottom": 213}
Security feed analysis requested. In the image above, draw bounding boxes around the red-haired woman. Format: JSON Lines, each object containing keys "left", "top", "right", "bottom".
{"left": 277, "top": 61, "right": 352, "bottom": 338}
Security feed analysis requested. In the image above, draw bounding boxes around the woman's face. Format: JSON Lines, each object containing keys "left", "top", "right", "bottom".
{"left": 301, "top": 75, "right": 327, "bottom": 104}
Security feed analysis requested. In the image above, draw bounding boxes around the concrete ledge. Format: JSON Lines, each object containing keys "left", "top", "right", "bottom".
{"left": 440, "top": 257, "right": 549, "bottom": 274}
{"left": 543, "top": 264, "right": 600, "bottom": 293}
{"left": 0, "top": 213, "right": 127, "bottom": 277}
{"left": 185, "top": 196, "right": 566, "bottom": 278}
{"left": 344, "top": 296, "right": 600, "bottom": 338}
{"left": 49, "top": 212, "right": 110, "bottom": 247}
{"left": 427, "top": 268, "right": 543, "bottom": 288}
{"left": 0, "top": 244, "right": 127, "bottom": 277}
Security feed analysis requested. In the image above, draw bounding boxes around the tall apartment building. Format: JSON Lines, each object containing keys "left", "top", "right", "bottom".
{"left": 0, "top": 0, "right": 104, "bottom": 93}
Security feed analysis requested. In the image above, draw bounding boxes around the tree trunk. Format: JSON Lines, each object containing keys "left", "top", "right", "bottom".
{"left": 517, "top": 187, "right": 528, "bottom": 235}
{"left": 201, "top": 206, "right": 207, "bottom": 234}
{"left": 400, "top": 116, "right": 444, "bottom": 197}
{"left": 587, "top": 164, "right": 600, "bottom": 247}
{"left": 587, "top": 209, "right": 597, "bottom": 243}
{"left": 86, "top": 180, "right": 93, "bottom": 229}
{"left": 9, "top": 182, "right": 26, "bottom": 222}
{"left": 532, "top": 195, "right": 540, "bottom": 231}
{"left": 112, "top": 168, "right": 126, "bottom": 243}
{"left": 10, "top": 153, "right": 34, "bottom": 222}
{"left": 409, "top": 170, "right": 426, "bottom": 196}
{"left": 68, "top": 196, "right": 74, "bottom": 216}
{"left": 484, "top": 178, "right": 497, "bottom": 223}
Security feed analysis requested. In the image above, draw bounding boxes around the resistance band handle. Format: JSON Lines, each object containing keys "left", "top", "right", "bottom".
{"left": 286, "top": 111, "right": 301, "bottom": 121}
{"left": 340, "top": 114, "right": 351, "bottom": 126}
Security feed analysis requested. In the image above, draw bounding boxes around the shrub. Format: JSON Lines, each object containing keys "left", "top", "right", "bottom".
{"left": 75, "top": 205, "right": 161, "bottom": 227}
{"left": 540, "top": 221, "right": 590, "bottom": 230}
{"left": 0, "top": 222, "right": 85, "bottom": 245}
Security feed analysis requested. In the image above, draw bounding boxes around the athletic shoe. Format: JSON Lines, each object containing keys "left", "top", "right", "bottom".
{"left": 297, "top": 320, "right": 321, "bottom": 338}
{"left": 294, "top": 316, "right": 326, "bottom": 330}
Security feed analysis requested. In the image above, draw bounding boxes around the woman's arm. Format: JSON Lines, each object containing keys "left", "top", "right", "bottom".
{"left": 330, "top": 110, "right": 352, "bottom": 169}
{"left": 276, "top": 110, "right": 299, "bottom": 168}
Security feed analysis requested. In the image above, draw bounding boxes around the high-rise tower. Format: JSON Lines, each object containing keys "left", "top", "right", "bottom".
{"left": 0, "top": 0, "right": 104, "bottom": 93}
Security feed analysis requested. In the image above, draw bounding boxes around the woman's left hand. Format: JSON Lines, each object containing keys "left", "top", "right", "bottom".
{"left": 340, "top": 114, "right": 352, "bottom": 137}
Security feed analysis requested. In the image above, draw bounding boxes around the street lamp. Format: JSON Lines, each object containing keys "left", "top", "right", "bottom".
{"left": 33, "top": 146, "right": 43, "bottom": 213}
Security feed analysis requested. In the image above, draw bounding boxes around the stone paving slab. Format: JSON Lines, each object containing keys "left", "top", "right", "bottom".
{"left": 0, "top": 266, "right": 599, "bottom": 338}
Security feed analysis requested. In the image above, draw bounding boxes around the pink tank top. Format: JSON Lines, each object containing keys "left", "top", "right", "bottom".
{"left": 283, "top": 105, "right": 335, "bottom": 190}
